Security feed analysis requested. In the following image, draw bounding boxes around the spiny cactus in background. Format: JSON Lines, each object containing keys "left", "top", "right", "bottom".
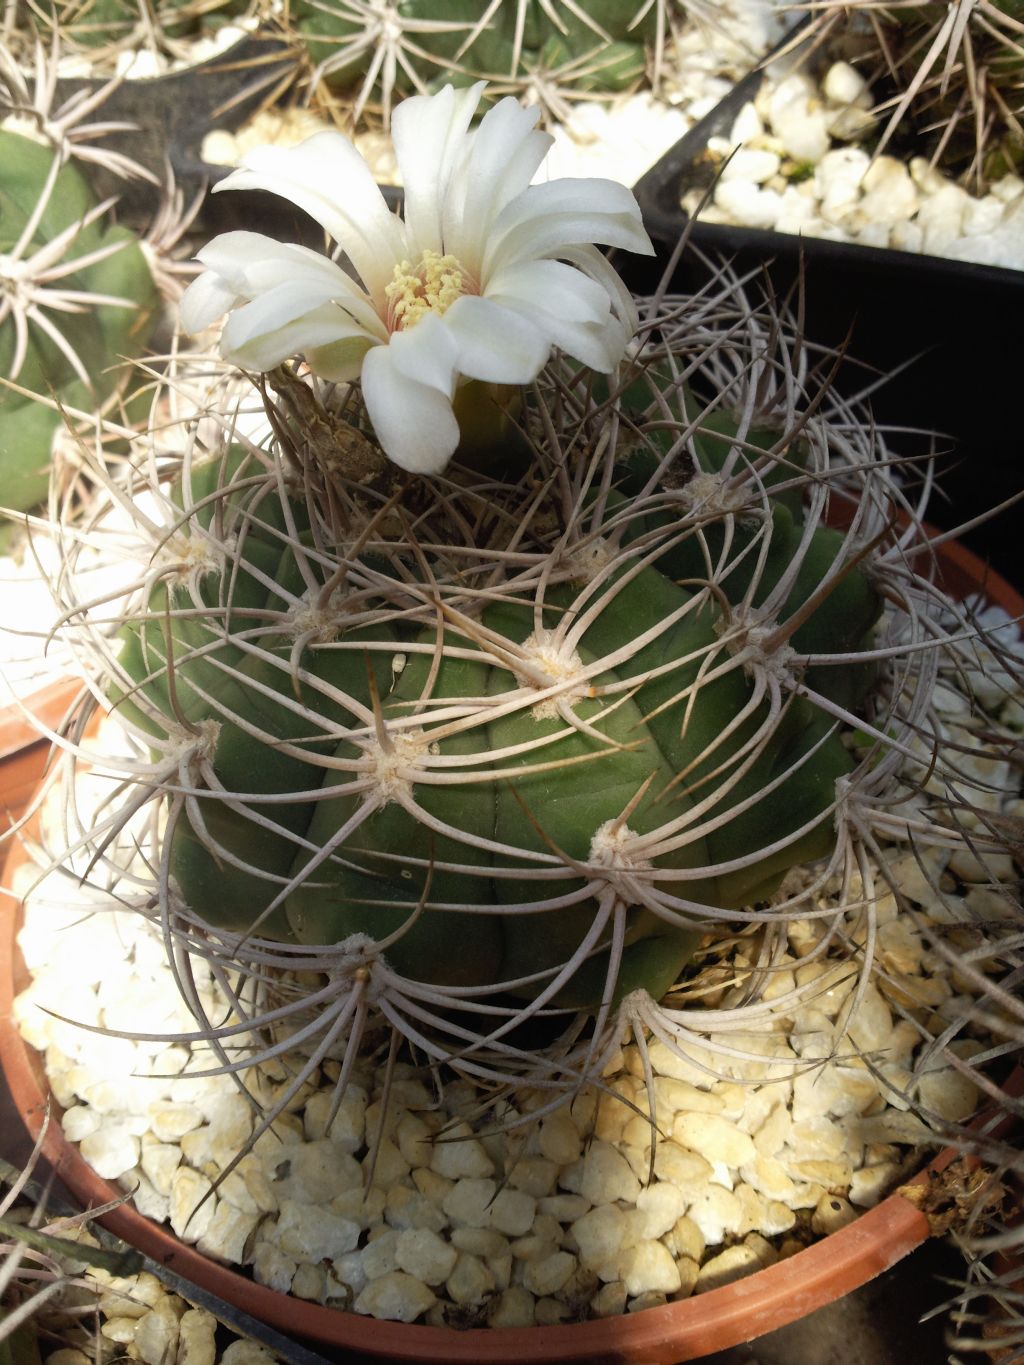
{"left": 798, "top": 0, "right": 1024, "bottom": 187}
{"left": 0, "top": 1134, "right": 145, "bottom": 1364}
{"left": 5, "top": 0, "right": 253, "bottom": 65}
{"left": 0, "top": 129, "right": 158, "bottom": 539}
{"left": 294, "top": 0, "right": 664, "bottom": 126}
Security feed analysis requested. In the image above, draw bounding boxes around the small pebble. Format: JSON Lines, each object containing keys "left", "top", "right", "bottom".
{"left": 354, "top": 1271, "right": 436, "bottom": 1323}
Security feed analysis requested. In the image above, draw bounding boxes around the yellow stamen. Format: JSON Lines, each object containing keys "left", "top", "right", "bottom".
{"left": 385, "top": 250, "right": 467, "bottom": 331}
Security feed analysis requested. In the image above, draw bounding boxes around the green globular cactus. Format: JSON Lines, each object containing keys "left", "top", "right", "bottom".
{"left": 523, "top": 0, "right": 651, "bottom": 92}
{"left": 294, "top": 0, "right": 660, "bottom": 125}
{"left": 105, "top": 373, "right": 879, "bottom": 1023}
{"left": 293, "top": 0, "right": 512, "bottom": 120}
{"left": 51, "top": 234, "right": 974, "bottom": 1119}
{"left": 0, "top": 131, "right": 158, "bottom": 536}
{"left": 15, "top": 0, "right": 251, "bottom": 56}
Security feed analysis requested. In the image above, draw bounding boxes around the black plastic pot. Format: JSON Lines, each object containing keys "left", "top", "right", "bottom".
{"left": 629, "top": 55, "right": 1024, "bottom": 581}
{"left": 53, "top": 30, "right": 300, "bottom": 225}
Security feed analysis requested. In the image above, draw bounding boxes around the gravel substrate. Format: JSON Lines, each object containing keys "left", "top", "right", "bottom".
{"left": 11, "top": 606, "right": 1022, "bottom": 1329}
{"left": 32, "top": 1249, "right": 280, "bottom": 1365}
{"left": 684, "top": 61, "right": 1024, "bottom": 269}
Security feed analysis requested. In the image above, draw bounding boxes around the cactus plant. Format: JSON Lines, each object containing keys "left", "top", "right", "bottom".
{"left": 45, "top": 255, "right": 955, "bottom": 1126}
{"left": 102, "top": 422, "right": 878, "bottom": 1021}
{"left": 292, "top": 0, "right": 667, "bottom": 128}
{"left": 0, "top": 1130, "right": 146, "bottom": 1364}
{"left": 796, "top": 0, "right": 1024, "bottom": 188}
{"left": 48, "top": 281, "right": 993, "bottom": 1156}
{"left": 5, "top": 0, "right": 253, "bottom": 67}
{"left": 36, "top": 81, "right": 1012, "bottom": 1128}
{"left": 0, "top": 111, "right": 159, "bottom": 539}
{"left": 17, "top": 77, "right": 1022, "bottom": 1349}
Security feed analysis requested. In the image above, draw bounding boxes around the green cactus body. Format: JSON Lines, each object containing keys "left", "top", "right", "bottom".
{"left": 294, "top": 3, "right": 368, "bottom": 85}
{"left": 167, "top": 631, "right": 399, "bottom": 937}
{"left": 522, "top": 0, "right": 656, "bottom": 49}
{"left": 399, "top": 0, "right": 516, "bottom": 71}
{"left": 0, "top": 132, "right": 157, "bottom": 533}
{"left": 297, "top": 0, "right": 657, "bottom": 109}
{"left": 28, "top": 0, "right": 245, "bottom": 51}
{"left": 538, "top": 35, "right": 646, "bottom": 92}
{"left": 297, "top": 0, "right": 515, "bottom": 95}
{"left": 116, "top": 412, "right": 876, "bottom": 1010}
{"left": 287, "top": 639, "right": 504, "bottom": 986}
{"left": 617, "top": 383, "right": 881, "bottom": 713}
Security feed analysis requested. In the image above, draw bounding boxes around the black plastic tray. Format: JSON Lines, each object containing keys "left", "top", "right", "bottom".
{"left": 627, "top": 54, "right": 1024, "bottom": 580}
{"left": 52, "top": 30, "right": 300, "bottom": 225}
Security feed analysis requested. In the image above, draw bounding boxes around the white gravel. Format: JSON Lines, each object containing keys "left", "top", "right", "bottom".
{"left": 685, "top": 63, "right": 1024, "bottom": 269}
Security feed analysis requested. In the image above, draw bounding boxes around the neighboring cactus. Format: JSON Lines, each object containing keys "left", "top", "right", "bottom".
{"left": 0, "top": 130, "right": 158, "bottom": 535}
{"left": 7, "top": 0, "right": 252, "bottom": 62}
{"left": 0, "top": 1134, "right": 144, "bottom": 1364}
{"left": 294, "top": 0, "right": 664, "bottom": 126}
{"left": 800, "top": 0, "right": 1024, "bottom": 187}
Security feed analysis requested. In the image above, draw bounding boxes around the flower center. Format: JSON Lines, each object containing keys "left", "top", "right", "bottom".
{"left": 384, "top": 250, "right": 470, "bottom": 332}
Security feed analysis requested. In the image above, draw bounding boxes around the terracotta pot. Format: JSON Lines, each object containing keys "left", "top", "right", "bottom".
{"left": 0, "top": 679, "right": 86, "bottom": 835}
{"left": 1, "top": 538, "right": 1021, "bottom": 1364}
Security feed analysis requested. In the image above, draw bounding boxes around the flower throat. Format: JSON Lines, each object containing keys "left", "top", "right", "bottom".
{"left": 385, "top": 249, "right": 471, "bottom": 331}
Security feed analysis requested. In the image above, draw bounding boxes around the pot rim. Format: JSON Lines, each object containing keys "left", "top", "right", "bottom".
{"left": 0, "top": 536, "right": 1020, "bottom": 1363}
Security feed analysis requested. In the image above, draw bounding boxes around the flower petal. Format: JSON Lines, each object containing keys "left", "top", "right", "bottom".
{"left": 220, "top": 290, "right": 376, "bottom": 372}
{"left": 491, "top": 297, "right": 627, "bottom": 372}
{"left": 197, "top": 232, "right": 353, "bottom": 298}
{"left": 485, "top": 258, "right": 613, "bottom": 325}
{"left": 483, "top": 177, "right": 654, "bottom": 277}
{"left": 558, "top": 243, "right": 641, "bottom": 340}
{"left": 443, "top": 96, "right": 552, "bottom": 274}
{"left": 441, "top": 296, "right": 549, "bottom": 384}
{"left": 361, "top": 343, "right": 460, "bottom": 475}
{"left": 215, "top": 133, "right": 407, "bottom": 300}
{"left": 482, "top": 257, "right": 635, "bottom": 371}
{"left": 393, "top": 82, "right": 483, "bottom": 258}
{"left": 386, "top": 312, "right": 459, "bottom": 393}
{"left": 219, "top": 278, "right": 362, "bottom": 349}
{"left": 183, "top": 232, "right": 388, "bottom": 345}
{"left": 180, "top": 270, "right": 242, "bottom": 333}
{"left": 306, "top": 335, "right": 377, "bottom": 382}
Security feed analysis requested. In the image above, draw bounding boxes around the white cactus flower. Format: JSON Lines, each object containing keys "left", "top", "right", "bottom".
{"left": 180, "top": 82, "right": 654, "bottom": 475}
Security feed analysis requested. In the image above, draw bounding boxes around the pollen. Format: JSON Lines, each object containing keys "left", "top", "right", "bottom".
{"left": 385, "top": 250, "right": 469, "bottom": 331}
